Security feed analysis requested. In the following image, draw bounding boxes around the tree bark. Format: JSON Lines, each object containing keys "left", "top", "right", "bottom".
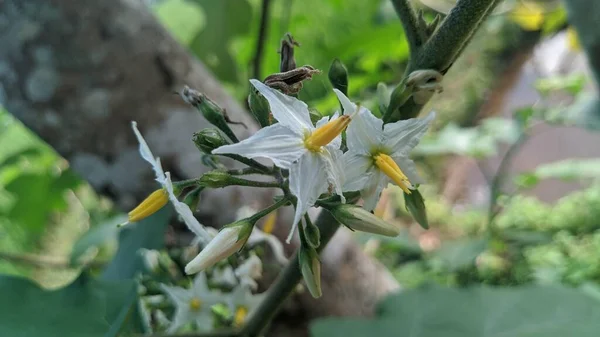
{"left": 0, "top": 0, "right": 400, "bottom": 334}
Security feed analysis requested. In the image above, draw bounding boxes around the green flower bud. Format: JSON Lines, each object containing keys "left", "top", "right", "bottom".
{"left": 299, "top": 246, "right": 322, "bottom": 298}
{"left": 304, "top": 220, "right": 321, "bottom": 249}
{"left": 248, "top": 88, "right": 271, "bottom": 128}
{"left": 193, "top": 128, "right": 230, "bottom": 154}
{"left": 180, "top": 86, "right": 239, "bottom": 142}
{"left": 404, "top": 189, "right": 429, "bottom": 229}
{"left": 198, "top": 170, "right": 233, "bottom": 188}
{"left": 182, "top": 186, "right": 203, "bottom": 212}
{"left": 325, "top": 204, "right": 401, "bottom": 237}
{"left": 377, "top": 82, "right": 390, "bottom": 115}
{"left": 328, "top": 58, "right": 348, "bottom": 95}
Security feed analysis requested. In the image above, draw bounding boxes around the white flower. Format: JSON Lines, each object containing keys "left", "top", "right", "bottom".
{"left": 211, "top": 265, "right": 237, "bottom": 288}
{"left": 224, "top": 286, "right": 265, "bottom": 328}
{"left": 234, "top": 253, "right": 263, "bottom": 290}
{"left": 130, "top": 121, "right": 212, "bottom": 243}
{"left": 160, "top": 272, "right": 222, "bottom": 333}
{"left": 212, "top": 80, "right": 350, "bottom": 243}
{"left": 185, "top": 223, "right": 252, "bottom": 274}
{"left": 335, "top": 92, "right": 435, "bottom": 211}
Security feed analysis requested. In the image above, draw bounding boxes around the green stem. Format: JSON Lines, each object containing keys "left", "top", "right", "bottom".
{"left": 224, "top": 154, "right": 272, "bottom": 174}
{"left": 227, "top": 167, "right": 267, "bottom": 176}
{"left": 173, "top": 178, "right": 200, "bottom": 188}
{"left": 240, "top": 211, "right": 339, "bottom": 337}
{"left": 390, "top": 0, "right": 423, "bottom": 56}
{"left": 227, "top": 177, "right": 281, "bottom": 188}
{"left": 249, "top": 196, "right": 291, "bottom": 222}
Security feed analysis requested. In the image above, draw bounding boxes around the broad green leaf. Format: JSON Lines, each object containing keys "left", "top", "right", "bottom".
{"left": 70, "top": 215, "right": 126, "bottom": 265}
{"left": 101, "top": 206, "right": 171, "bottom": 280}
{"left": 533, "top": 159, "right": 600, "bottom": 180}
{"left": 429, "top": 238, "right": 488, "bottom": 271}
{"left": 311, "top": 286, "right": 600, "bottom": 337}
{"left": 189, "top": 0, "right": 252, "bottom": 83}
{"left": 0, "top": 273, "right": 135, "bottom": 337}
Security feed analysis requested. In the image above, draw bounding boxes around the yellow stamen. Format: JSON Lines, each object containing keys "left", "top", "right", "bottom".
{"left": 374, "top": 153, "right": 412, "bottom": 194}
{"left": 189, "top": 297, "right": 202, "bottom": 311}
{"left": 304, "top": 115, "right": 353, "bottom": 152}
{"left": 262, "top": 211, "right": 277, "bottom": 234}
{"left": 127, "top": 189, "right": 169, "bottom": 223}
{"left": 234, "top": 306, "right": 248, "bottom": 327}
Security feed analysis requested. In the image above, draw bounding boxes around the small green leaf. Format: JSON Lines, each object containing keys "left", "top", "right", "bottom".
{"left": 311, "top": 286, "right": 600, "bottom": 337}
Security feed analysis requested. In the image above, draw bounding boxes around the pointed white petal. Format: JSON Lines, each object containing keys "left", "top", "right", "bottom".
{"left": 185, "top": 226, "right": 246, "bottom": 274}
{"left": 341, "top": 152, "right": 373, "bottom": 192}
{"left": 383, "top": 112, "right": 435, "bottom": 156}
{"left": 288, "top": 153, "right": 328, "bottom": 243}
{"left": 320, "top": 147, "right": 345, "bottom": 202}
{"left": 250, "top": 79, "right": 314, "bottom": 134}
{"left": 165, "top": 173, "right": 213, "bottom": 242}
{"left": 167, "top": 308, "right": 193, "bottom": 333}
{"left": 345, "top": 107, "right": 384, "bottom": 154}
{"left": 192, "top": 272, "right": 210, "bottom": 291}
{"left": 194, "top": 314, "right": 214, "bottom": 332}
{"left": 247, "top": 228, "right": 288, "bottom": 264}
{"left": 315, "top": 112, "right": 342, "bottom": 150}
{"left": 160, "top": 284, "right": 191, "bottom": 304}
{"left": 132, "top": 121, "right": 166, "bottom": 185}
{"left": 333, "top": 89, "right": 355, "bottom": 115}
{"left": 391, "top": 155, "right": 425, "bottom": 185}
{"left": 212, "top": 124, "right": 305, "bottom": 169}
{"left": 211, "top": 266, "right": 237, "bottom": 287}
{"left": 361, "top": 170, "right": 389, "bottom": 211}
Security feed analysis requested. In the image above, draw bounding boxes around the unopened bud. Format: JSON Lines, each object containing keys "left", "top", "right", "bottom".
{"left": 182, "top": 187, "right": 202, "bottom": 213}
{"left": 325, "top": 204, "right": 401, "bottom": 237}
{"left": 248, "top": 88, "right": 271, "bottom": 128}
{"left": 198, "top": 170, "right": 233, "bottom": 188}
{"left": 185, "top": 220, "right": 254, "bottom": 274}
{"left": 404, "top": 189, "right": 429, "bottom": 229}
{"left": 377, "top": 82, "right": 390, "bottom": 114}
{"left": 298, "top": 246, "right": 322, "bottom": 298}
{"left": 328, "top": 58, "right": 348, "bottom": 95}
{"left": 180, "top": 86, "right": 239, "bottom": 142}
{"left": 303, "top": 220, "right": 320, "bottom": 249}
{"left": 193, "top": 129, "right": 230, "bottom": 154}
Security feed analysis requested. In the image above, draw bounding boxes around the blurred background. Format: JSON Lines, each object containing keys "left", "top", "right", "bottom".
{"left": 1, "top": 0, "right": 600, "bottom": 336}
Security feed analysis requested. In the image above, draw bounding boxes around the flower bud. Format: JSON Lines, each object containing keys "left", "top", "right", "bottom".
{"left": 298, "top": 246, "right": 322, "bottom": 298}
{"left": 193, "top": 128, "right": 230, "bottom": 154}
{"left": 248, "top": 88, "right": 271, "bottom": 128}
{"left": 185, "top": 220, "right": 253, "bottom": 274}
{"left": 325, "top": 204, "right": 401, "bottom": 237}
{"left": 198, "top": 170, "right": 234, "bottom": 188}
{"left": 303, "top": 220, "right": 320, "bottom": 249}
{"left": 404, "top": 189, "right": 429, "bottom": 229}
{"left": 328, "top": 58, "right": 348, "bottom": 95}
{"left": 377, "top": 82, "right": 390, "bottom": 114}
{"left": 182, "top": 187, "right": 202, "bottom": 212}
{"left": 180, "top": 86, "right": 239, "bottom": 142}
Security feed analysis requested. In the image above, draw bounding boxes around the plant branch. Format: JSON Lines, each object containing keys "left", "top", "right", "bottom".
{"left": 240, "top": 211, "right": 339, "bottom": 337}
{"left": 390, "top": 0, "right": 423, "bottom": 56}
{"left": 252, "top": 0, "right": 273, "bottom": 79}
{"left": 223, "top": 154, "right": 272, "bottom": 174}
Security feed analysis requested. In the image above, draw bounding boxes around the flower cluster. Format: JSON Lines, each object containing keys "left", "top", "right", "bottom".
{"left": 126, "top": 76, "right": 434, "bottom": 299}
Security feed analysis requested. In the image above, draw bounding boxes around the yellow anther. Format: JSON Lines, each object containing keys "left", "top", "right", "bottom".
{"left": 127, "top": 189, "right": 169, "bottom": 223}
{"left": 189, "top": 297, "right": 202, "bottom": 311}
{"left": 262, "top": 211, "right": 277, "bottom": 234}
{"left": 234, "top": 306, "right": 248, "bottom": 327}
{"left": 304, "top": 115, "right": 352, "bottom": 152}
{"left": 373, "top": 153, "right": 412, "bottom": 194}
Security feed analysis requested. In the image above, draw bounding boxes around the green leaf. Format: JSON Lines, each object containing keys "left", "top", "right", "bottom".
{"left": 404, "top": 189, "right": 429, "bottom": 229}
{"left": 533, "top": 159, "right": 600, "bottom": 181}
{"left": 0, "top": 273, "right": 135, "bottom": 337}
{"left": 311, "top": 286, "right": 600, "bottom": 337}
{"left": 70, "top": 215, "right": 126, "bottom": 265}
{"left": 535, "top": 74, "right": 586, "bottom": 96}
{"left": 101, "top": 206, "right": 171, "bottom": 280}
{"left": 429, "top": 238, "right": 488, "bottom": 271}
{"left": 154, "top": 0, "right": 205, "bottom": 44}
{"left": 189, "top": 0, "right": 252, "bottom": 83}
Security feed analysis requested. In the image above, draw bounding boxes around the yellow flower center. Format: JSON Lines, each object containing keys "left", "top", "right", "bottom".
{"left": 304, "top": 114, "right": 353, "bottom": 152}
{"left": 234, "top": 306, "right": 248, "bottom": 327}
{"left": 189, "top": 297, "right": 202, "bottom": 311}
{"left": 373, "top": 153, "right": 412, "bottom": 194}
{"left": 262, "top": 211, "right": 277, "bottom": 234}
{"left": 127, "top": 189, "right": 169, "bottom": 223}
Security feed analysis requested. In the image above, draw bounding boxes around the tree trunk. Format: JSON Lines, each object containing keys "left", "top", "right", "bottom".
{"left": 0, "top": 0, "right": 399, "bottom": 333}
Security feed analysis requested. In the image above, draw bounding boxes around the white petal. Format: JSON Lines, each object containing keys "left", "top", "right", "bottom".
{"left": 320, "top": 147, "right": 345, "bottom": 203}
{"left": 288, "top": 153, "right": 328, "bottom": 243}
{"left": 333, "top": 89, "right": 355, "bottom": 115}
{"left": 185, "top": 226, "right": 245, "bottom": 274}
{"left": 160, "top": 284, "right": 191, "bottom": 304}
{"left": 341, "top": 152, "right": 373, "bottom": 192}
{"left": 131, "top": 121, "right": 166, "bottom": 185}
{"left": 361, "top": 170, "right": 389, "bottom": 211}
{"left": 345, "top": 107, "right": 384, "bottom": 154}
{"left": 247, "top": 228, "right": 288, "bottom": 265}
{"left": 211, "top": 266, "right": 237, "bottom": 287}
{"left": 315, "top": 112, "right": 342, "bottom": 150}
{"left": 194, "top": 314, "right": 214, "bottom": 332}
{"left": 192, "top": 272, "right": 210, "bottom": 291}
{"left": 391, "top": 155, "right": 424, "bottom": 185}
{"left": 212, "top": 124, "right": 305, "bottom": 170}
{"left": 167, "top": 308, "right": 194, "bottom": 333}
{"left": 165, "top": 173, "right": 213, "bottom": 242}
{"left": 383, "top": 112, "right": 435, "bottom": 156}
{"left": 250, "top": 79, "right": 314, "bottom": 134}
